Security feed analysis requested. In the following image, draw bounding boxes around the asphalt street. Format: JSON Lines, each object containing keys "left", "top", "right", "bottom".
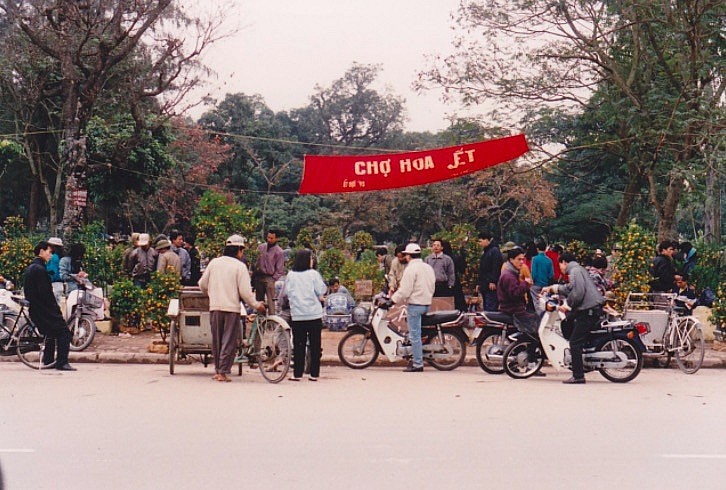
{"left": 1, "top": 364, "right": 725, "bottom": 490}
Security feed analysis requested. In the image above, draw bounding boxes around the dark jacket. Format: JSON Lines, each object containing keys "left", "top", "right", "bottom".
{"left": 497, "top": 264, "right": 529, "bottom": 315}
{"left": 479, "top": 243, "right": 503, "bottom": 290}
{"left": 23, "top": 257, "right": 65, "bottom": 331}
{"left": 650, "top": 254, "right": 676, "bottom": 293}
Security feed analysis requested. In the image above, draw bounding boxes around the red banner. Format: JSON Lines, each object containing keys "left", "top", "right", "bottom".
{"left": 298, "top": 134, "right": 529, "bottom": 194}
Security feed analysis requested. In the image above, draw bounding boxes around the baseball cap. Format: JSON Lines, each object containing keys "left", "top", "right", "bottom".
{"left": 403, "top": 243, "right": 421, "bottom": 255}
{"left": 48, "top": 237, "right": 63, "bottom": 247}
{"left": 137, "top": 233, "right": 150, "bottom": 246}
{"left": 226, "top": 234, "right": 246, "bottom": 247}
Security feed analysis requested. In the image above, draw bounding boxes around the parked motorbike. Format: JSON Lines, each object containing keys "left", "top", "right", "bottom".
{"left": 502, "top": 294, "right": 649, "bottom": 383}
{"left": 463, "top": 310, "right": 517, "bottom": 375}
{"left": 65, "top": 274, "right": 105, "bottom": 351}
{"left": 337, "top": 296, "right": 468, "bottom": 371}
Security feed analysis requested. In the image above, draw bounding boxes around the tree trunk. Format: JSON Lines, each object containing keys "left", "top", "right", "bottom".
{"left": 60, "top": 131, "right": 88, "bottom": 240}
{"left": 703, "top": 162, "right": 721, "bottom": 245}
{"left": 616, "top": 167, "right": 642, "bottom": 228}
{"left": 656, "top": 170, "right": 684, "bottom": 241}
{"left": 27, "top": 178, "right": 40, "bottom": 230}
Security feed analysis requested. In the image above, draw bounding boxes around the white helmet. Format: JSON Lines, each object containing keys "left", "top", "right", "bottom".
{"left": 225, "top": 234, "right": 246, "bottom": 247}
{"left": 403, "top": 243, "right": 421, "bottom": 255}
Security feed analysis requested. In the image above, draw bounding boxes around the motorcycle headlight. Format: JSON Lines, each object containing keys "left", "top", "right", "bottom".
{"left": 351, "top": 306, "right": 370, "bottom": 325}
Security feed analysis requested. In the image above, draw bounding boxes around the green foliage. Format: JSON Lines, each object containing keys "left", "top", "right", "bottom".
{"left": 339, "top": 254, "right": 383, "bottom": 296}
{"left": 710, "top": 283, "right": 725, "bottom": 332}
{"left": 350, "top": 231, "right": 374, "bottom": 253}
{"left": 563, "top": 240, "right": 592, "bottom": 264}
{"left": 0, "top": 217, "right": 41, "bottom": 285}
{"left": 295, "top": 227, "right": 315, "bottom": 250}
{"left": 70, "top": 221, "right": 124, "bottom": 288}
{"left": 191, "top": 190, "right": 258, "bottom": 259}
{"left": 140, "top": 271, "right": 181, "bottom": 331}
{"left": 318, "top": 248, "right": 346, "bottom": 282}
{"left": 681, "top": 243, "right": 724, "bottom": 293}
{"left": 0, "top": 235, "right": 35, "bottom": 286}
{"left": 2, "top": 216, "right": 26, "bottom": 239}
{"left": 610, "top": 223, "right": 657, "bottom": 305}
{"left": 108, "top": 279, "right": 142, "bottom": 327}
{"left": 320, "top": 227, "right": 345, "bottom": 250}
{"left": 438, "top": 223, "right": 479, "bottom": 293}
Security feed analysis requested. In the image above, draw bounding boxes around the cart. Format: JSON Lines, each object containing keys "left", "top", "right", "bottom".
{"left": 622, "top": 292, "right": 705, "bottom": 373}
{"left": 167, "top": 287, "right": 292, "bottom": 383}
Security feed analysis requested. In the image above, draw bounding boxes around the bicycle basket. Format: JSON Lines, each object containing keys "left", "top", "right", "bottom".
{"left": 82, "top": 291, "right": 104, "bottom": 309}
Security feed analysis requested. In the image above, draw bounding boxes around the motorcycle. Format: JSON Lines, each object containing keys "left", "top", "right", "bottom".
{"left": 337, "top": 296, "right": 468, "bottom": 371}
{"left": 464, "top": 310, "right": 517, "bottom": 375}
{"left": 65, "top": 274, "right": 105, "bottom": 351}
{"left": 502, "top": 294, "right": 649, "bottom": 383}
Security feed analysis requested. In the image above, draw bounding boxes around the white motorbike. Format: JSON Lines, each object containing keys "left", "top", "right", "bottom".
{"left": 65, "top": 274, "right": 105, "bottom": 351}
{"left": 502, "top": 295, "right": 649, "bottom": 383}
{"left": 337, "top": 296, "right": 468, "bottom": 371}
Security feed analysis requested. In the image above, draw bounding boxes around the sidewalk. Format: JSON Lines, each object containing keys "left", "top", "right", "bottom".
{"left": 3, "top": 328, "right": 725, "bottom": 369}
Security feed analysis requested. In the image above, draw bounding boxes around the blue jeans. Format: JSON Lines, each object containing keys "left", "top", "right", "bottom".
{"left": 407, "top": 304, "right": 429, "bottom": 368}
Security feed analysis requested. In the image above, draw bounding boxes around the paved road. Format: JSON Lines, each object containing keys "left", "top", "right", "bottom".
{"left": 1, "top": 364, "right": 725, "bottom": 489}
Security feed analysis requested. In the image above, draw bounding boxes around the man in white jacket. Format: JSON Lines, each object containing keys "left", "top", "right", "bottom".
{"left": 391, "top": 243, "right": 436, "bottom": 372}
{"left": 198, "top": 235, "right": 265, "bottom": 382}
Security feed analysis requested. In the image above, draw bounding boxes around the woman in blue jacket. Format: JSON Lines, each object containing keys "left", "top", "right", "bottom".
{"left": 282, "top": 249, "right": 327, "bottom": 381}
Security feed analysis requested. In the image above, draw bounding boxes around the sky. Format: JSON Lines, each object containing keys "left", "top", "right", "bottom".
{"left": 190, "top": 0, "right": 463, "bottom": 132}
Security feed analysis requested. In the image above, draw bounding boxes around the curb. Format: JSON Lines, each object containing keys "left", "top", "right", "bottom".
{"left": 3, "top": 353, "right": 724, "bottom": 369}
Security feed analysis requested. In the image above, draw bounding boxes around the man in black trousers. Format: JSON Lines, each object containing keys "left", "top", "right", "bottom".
{"left": 24, "top": 241, "right": 75, "bottom": 371}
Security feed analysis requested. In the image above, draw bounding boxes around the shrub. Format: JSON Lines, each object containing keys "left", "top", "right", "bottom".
{"left": 350, "top": 231, "right": 374, "bottom": 254}
{"left": 0, "top": 216, "right": 38, "bottom": 286}
{"left": 140, "top": 271, "right": 181, "bottom": 331}
{"left": 610, "top": 223, "right": 656, "bottom": 306}
{"left": 108, "top": 279, "right": 142, "bottom": 328}
{"left": 318, "top": 247, "right": 346, "bottom": 282}
{"left": 438, "top": 223, "right": 479, "bottom": 294}
{"left": 710, "top": 283, "right": 725, "bottom": 333}
{"left": 339, "top": 254, "right": 383, "bottom": 297}
{"left": 320, "top": 227, "right": 345, "bottom": 250}
{"left": 191, "top": 190, "right": 258, "bottom": 260}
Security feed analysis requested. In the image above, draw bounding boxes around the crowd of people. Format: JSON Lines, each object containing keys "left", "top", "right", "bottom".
{"left": 15, "top": 227, "right": 708, "bottom": 380}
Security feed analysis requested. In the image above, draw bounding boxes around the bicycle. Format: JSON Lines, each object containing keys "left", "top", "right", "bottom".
{"left": 623, "top": 293, "right": 705, "bottom": 374}
{"left": 0, "top": 296, "right": 52, "bottom": 369}
{"left": 235, "top": 309, "right": 292, "bottom": 383}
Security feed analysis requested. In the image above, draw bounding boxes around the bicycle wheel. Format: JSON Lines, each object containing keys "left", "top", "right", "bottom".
{"left": 674, "top": 317, "right": 705, "bottom": 374}
{"left": 475, "top": 330, "right": 508, "bottom": 374}
{"left": 257, "top": 317, "right": 291, "bottom": 383}
{"left": 16, "top": 323, "right": 53, "bottom": 369}
{"left": 68, "top": 315, "right": 96, "bottom": 351}
{"left": 169, "top": 319, "right": 177, "bottom": 375}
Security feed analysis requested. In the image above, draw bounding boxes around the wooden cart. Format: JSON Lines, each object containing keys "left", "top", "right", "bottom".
{"left": 166, "top": 287, "right": 292, "bottom": 382}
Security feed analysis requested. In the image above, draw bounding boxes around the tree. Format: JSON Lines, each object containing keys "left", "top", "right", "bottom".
{"left": 418, "top": 0, "right": 724, "bottom": 241}
{"left": 1, "top": 0, "right": 222, "bottom": 235}
{"left": 198, "top": 93, "right": 301, "bottom": 234}
{"left": 291, "top": 62, "right": 405, "bottom": 148}
{"left": 141, "top": 118, "right": 231, "bottom": 234}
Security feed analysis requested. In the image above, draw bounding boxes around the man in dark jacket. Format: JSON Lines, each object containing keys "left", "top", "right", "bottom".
{"left": 477, "top": 231, "right": 503, "bottom": 311}
{"left": 498, "top": 247, "right": 544, "bottom": 376}
{"left": 650, "top": 241, "right": 677, "bottom": 293}
{"left": 23, "top": 241, "right": 75, "bottom": 371}
{"left": 543, "top": 253, "right": 604, "bottom": 384}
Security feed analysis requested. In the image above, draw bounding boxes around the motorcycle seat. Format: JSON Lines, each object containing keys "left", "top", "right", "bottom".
{"left": 422, "top": 310, "right": 461, "bottom": 326}
{"left": 481, "top": 311, "right": 514, "bottom": 325}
